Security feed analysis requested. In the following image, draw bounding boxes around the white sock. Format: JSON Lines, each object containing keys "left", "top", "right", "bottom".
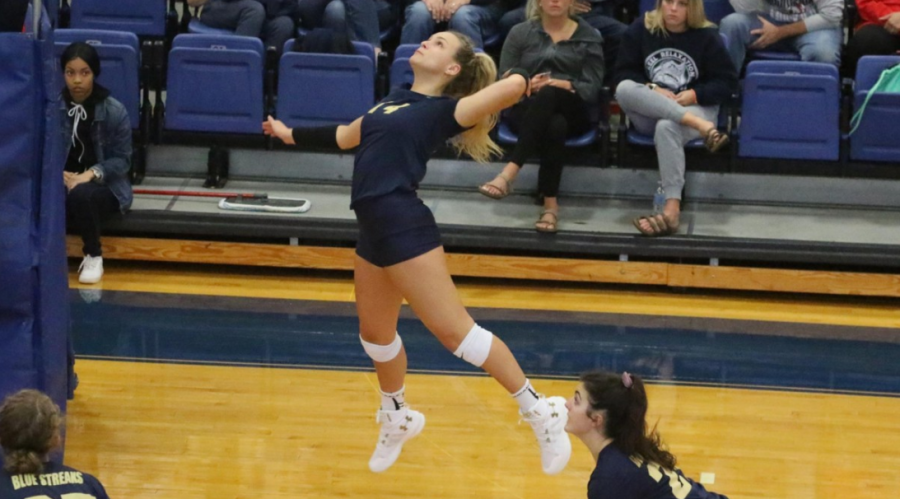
{"left": 381, "top": 386, "right": 406, "bottom": 412}
{"left": 511, "top": 379, "right": 540, "bottom": 412}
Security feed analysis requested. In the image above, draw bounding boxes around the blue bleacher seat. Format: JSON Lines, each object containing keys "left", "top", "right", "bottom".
{"left": 281, "top": 39, "right": 376, "bottom": 68}
{"left": 187, "top": 18, "right": 235, "bottom": 36}
{"left": 54, "top": 29, "right": 141, "bottom": 130}
{"left": 496, "top": 121, "right": 599, "bottom": 148}
{"left": 297, "top": 24, "right": 396, "bottom": 44}
{"left": 738, "top": 61, "right": 840, "bottom": 160}
{"left": 389, "top": 56, "right": 414, "bottom": 90}
{"left": 850, "top": 55, "right": 900, "bottom": 163}
{"left": 275, "top": 48, "right": 375, "bottom": 127}
{"left": 71, "top": 0, "right": 167, "bottom": 37}
{"left": 165, "top": 34, "right": 265, "bottom": 134}
{"left": 394, "top": 44, "right": 418, "bottom": 60}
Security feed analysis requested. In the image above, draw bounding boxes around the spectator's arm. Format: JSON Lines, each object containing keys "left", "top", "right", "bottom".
{"left": 856, "top": 0, "right": 899, "bottom": 24}
{"left": 499, "top": 24, "right": 526, "bottom": 75}
{"left": 612, "top": 22, "right": 647, "bottom": 87}
{"left": 93, "top": 108, "right": 132, "bottom": 182}
{"left": 570, "top": 40, "right": 605, "bottom": 104}
{"left": 803, "top": 0, "right": 843, "bottom": 31}
{"left": 692, "top": 33, "right": 739, "bottom": 106}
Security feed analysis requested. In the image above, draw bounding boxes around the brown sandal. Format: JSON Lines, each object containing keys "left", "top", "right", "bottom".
{"left": 535, "top": 209, "right": 559, "bottom": 233}
{"left": 633, "top": 213, "right": 679, "bottom": 237}
{"left": 478, "top": 172, "right": 513, "bottom": 200}
{"left": 703, "top": 127, "right": 730, "bottom": 153}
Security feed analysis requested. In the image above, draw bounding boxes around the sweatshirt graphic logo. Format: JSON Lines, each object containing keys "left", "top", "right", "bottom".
{"left": 645, "top": 48, "right": 698, "bottom": 92}
{"left": 767, "top": 0, "right": 816, "bottom": 23}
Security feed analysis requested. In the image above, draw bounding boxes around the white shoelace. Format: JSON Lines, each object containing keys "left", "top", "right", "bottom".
{"left": 67, "top": 103, "right": 88, "bottom": 163}
{"left": 79, "top": 256, "right": 100, "bottom": 272}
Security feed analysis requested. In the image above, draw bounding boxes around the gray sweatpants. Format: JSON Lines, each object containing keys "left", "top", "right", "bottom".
{"left": 615, "top": 80, "right": 719, "bottom": 201}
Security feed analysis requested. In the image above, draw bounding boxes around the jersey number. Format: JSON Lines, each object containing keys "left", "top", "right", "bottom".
{"left": 367, "top": 102, "right": 410, "bottom": 115}
{"left": 646, "top": 462, "right": 692, "bottom": 499}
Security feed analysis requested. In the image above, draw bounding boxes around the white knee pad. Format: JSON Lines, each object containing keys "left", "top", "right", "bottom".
{"left": 360, "top": 333, "right": 403, "bottom": 363}
{"left": 453, "top": 324, "right": 493, "bottom": 368}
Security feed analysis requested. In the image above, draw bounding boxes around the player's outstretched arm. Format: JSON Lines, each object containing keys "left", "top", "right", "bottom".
{"left": 454, "top": 73, "right": 529, "bottom": 128}
{"left": 262, "top": 115, "right": 362, "bottom": 150}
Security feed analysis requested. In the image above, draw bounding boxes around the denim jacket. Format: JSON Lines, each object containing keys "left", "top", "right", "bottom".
{"left": 59, "top": 94, "right": 133, "bottom": 212}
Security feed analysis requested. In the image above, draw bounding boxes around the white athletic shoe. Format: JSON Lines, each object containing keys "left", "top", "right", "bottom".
{"left": 521, "top": 395, "right": 572, "bottom": 475}
{"left": 78, "top": 255, "right": 103, "bottom": 284}
{"left": 368, "top": 407, "right": 425, "bottom": 473}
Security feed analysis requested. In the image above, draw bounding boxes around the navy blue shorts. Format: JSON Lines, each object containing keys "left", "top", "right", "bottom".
{"left": 353, "top": 192, "right": 443, "bottom": 267}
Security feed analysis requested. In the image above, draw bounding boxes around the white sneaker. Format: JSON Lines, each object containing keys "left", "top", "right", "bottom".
{"left": 78, "top": 255, "right": 103, "bottom": 284}
{"left": 368, "top": 407, "right": 425, "bottom": 473}
{"left": 521, "top": 395, "right": 571, "bottom": 475}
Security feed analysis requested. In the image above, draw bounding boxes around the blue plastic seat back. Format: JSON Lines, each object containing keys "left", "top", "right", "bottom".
{"left": 54, "top": 30, "right": 141, "bottom": 129}
{"left": 855, "top": 55, "right": 900, "bottom": 92}
{"left": 173, "top": 33, "right": 265, "bottom": 57}
{"left": 394, "top": 44, "right": 419, "bottom": 60}
{"left": 850, "top": 55, "right": 900, "bottom": 162}
{"left": 740, "top": 61, "right": 840, "bottom": 160}
{"left": 187, "top": 19, "right": 235, "bottom": 36}
{"left": 281, "top": 39, "right": 376, "bottom": 68}
{"left": 276, "top": 52, "right": 375, "bottom": 127}
{"left": 165, "top": 44, "right": 265, "bottom": 134}
{"left": 746, "top": 60, "right": 838, "bottom": 78}
{"left": 71, "top": 0, "right": 167, "bottom": 37}
{"left": 55, "top": 29, "right": 140, "bottom": 52}
{"left": 390, "top": 56, "right": 414, "bottom": 90}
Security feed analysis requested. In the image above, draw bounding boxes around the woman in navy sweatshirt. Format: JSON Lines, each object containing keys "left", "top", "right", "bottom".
{"left": 614, "top": 0, "right": 736, "bottom": 237}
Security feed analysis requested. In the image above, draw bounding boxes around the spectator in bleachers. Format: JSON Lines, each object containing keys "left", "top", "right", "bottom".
{"left": 844, "top": 0, "right": 900, "bottom": 77}
{"left": 614, "top": 0, "right": 737, "bottom": 237}
{"left": 188, "top": 0, "right": 299, "bottom": 51}
{"left": 400, "top": 0, "right": 512, "bottom": 47}
{"left": 60, "top": 42, "right": 133, "bottom": 284}
{"left": 719, "top": 0, "right": 843, "bottom": 71}
{"left": 498, "top": 0, "right": 627, "bottom": 73}
{"left": 1, "top": 390, "right": 111, "bottom": 499}
{"left": 298, "top": 0, "right": 398, "bottom": 55}
{"left": 478, "top": 0, "right": 605, "bottom": 233}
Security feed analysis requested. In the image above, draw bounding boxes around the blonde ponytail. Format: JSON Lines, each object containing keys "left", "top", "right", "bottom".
{"left": 442, "top": 32, "right": 504, "bottom": 163}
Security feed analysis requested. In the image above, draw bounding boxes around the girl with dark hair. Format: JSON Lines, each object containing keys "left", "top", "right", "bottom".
{"left": 565, "top": 371, "right": 729, "bottom": 499}
{"left": 60, "top": 42, "right": 133, "bottom": 284}
{"left": 0, "top": 390, "right": 111, "bottom": 499}
{"left": 264, "top": 31, "right": 572, "bottom": 475}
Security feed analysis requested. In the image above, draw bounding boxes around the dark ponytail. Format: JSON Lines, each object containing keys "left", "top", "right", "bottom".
{"left": 580, "top": 371, "right": 676, "bottom": 470}
{"left": 0, "top": 390, "right": 63, "bottom": 474}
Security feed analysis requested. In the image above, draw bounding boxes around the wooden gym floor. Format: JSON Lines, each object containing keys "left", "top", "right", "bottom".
{"left": 64, "top": 261, "right": 900, "bottom": 499}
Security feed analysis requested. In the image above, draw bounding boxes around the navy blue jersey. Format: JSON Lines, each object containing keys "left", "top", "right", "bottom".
{"left": 588, "top": 445, "right": 728, "bottom": 499}
{"left": 0, "top": 462, "right": 110, "bottom": 499}
{"left": 350, "top": 88, "right": 465, "bottom": 208}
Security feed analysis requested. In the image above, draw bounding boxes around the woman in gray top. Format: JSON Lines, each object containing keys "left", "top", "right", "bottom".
{"left": 478, "top": 0, "right": 605, "bottom": 232}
